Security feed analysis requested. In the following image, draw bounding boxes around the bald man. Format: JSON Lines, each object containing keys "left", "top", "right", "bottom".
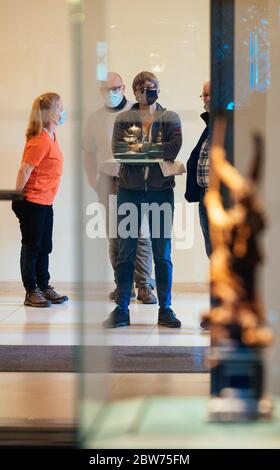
{"left": 84, "top": 72, "right": 156, "bottom": 304}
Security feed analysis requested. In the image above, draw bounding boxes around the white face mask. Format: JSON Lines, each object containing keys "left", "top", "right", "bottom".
{"left": 104, "top": 90, "right": 123, "bottom": 108}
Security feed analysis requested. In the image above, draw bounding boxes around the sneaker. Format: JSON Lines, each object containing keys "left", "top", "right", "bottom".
{"left": 109, "top": 287, "right": 136, "bottom": 301}
{"left": 24, "top": 287, "right": 51, "bottom": 308}
{"left": 137, "top": 284, "right": 157, "bottom": 304}
{"left": 42, "top": 285, "right": 68, "bottom": 304}
{"left": 158, "top": 307, "right": 181, "bottom": 328}
{"left": 103, "top": 306, "right": 130, "bottom": 328}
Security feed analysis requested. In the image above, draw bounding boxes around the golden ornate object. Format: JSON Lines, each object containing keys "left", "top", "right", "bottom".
{"left": 204, "top": 117, "right": 273, "bottom": 421}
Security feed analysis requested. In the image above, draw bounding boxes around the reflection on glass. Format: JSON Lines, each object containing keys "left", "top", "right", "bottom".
{"left": 237, "top": 2, "right": 270, "bottom": 106}
{"left": 96, "top": 41, "right": 108, "bottom": 80}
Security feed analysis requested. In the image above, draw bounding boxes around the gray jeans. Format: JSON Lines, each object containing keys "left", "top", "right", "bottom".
{"left": 96, "top": 173, "right": 155, "bottom": 287}
{"left": 199, "top": 189, "right": 212, "bottom": 258}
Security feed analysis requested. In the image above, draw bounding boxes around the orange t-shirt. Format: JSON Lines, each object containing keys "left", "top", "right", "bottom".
{"left": 22, "top": 130, "right": 63, "bottom": 205}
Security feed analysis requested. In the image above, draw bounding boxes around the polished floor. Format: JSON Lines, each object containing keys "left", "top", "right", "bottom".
{"left": 0, "top": 284, "right": 210, "bottom": 445}
{"left": 3, "top": 286, "right": 278, "bottom": 450}
{"left": 0, "top": 285, "right": 210, "bottom": 347}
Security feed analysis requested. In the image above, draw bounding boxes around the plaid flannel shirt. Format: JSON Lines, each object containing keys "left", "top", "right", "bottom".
{"left": 196, "top": 136, "right": 210, "bottom": 190}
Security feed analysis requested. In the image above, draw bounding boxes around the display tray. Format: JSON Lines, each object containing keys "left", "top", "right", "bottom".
{"left": 114, "top": 151, "right": 164, "bottom": 164}
{"left": 114, "top": 152, "right": 148, "bottom": 159}
{"left": 114, "top": 158, "right": 163, "bottom": 164}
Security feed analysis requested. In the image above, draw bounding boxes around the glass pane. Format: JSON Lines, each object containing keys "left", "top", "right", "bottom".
{"left": 0, "top": 0, "right": 80, "bottom": 445}
{"left": 80, "top": 0, "right": 210, "bottom": 448}
{"left": 235, "top": 0, "right": 280, "bottom": 397}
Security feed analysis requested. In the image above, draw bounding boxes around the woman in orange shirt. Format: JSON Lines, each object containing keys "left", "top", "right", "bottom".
{"left": 12, "top": 92, "right": 68, "bottom": 307}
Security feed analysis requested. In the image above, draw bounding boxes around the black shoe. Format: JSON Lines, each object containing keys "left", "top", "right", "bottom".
{"left": 103, "top": 306, "right": 130, "bottom": 328}
{"left": 42, "top": 285, "right": 68, "bottom": 304}
{"left": 158, "top": 307, "right": 181, "bottom": 328}
{"left": 137, "top": 284, "right": 157, "bottom": 304}
{"left": 24, "top": 287, "right": 51, "bottom": 308}
{"left": 109, "top": 287, "right": 136, "bottom": 301}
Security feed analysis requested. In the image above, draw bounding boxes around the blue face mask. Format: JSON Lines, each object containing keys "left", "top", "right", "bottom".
{"left": 104, "top": 91, "right": 123, "bottom": 108}
{"left": 57, "top": 110, "right": 67, "bottom": 126}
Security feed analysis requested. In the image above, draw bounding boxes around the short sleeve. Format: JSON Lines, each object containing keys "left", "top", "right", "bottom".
{"left": 23, "top": 134, "right": 50, "bottom": 167}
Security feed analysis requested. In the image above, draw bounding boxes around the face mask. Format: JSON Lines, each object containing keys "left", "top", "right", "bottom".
{"left": 57, "top": 110, "right": 67, "bottom": 126}
{"left": 146, "top": 88, "right": 158, "bottom": 105}
{"left": 104, "top": 90, "right": 123, "bottom": 108}
{"left": 136, "top": 88, "right": 158, "bottom": 106}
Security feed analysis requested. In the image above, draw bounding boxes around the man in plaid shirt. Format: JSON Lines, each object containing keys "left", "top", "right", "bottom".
{"left": 197, "top": 136, "right": 210, "bottom": 189}
{"left": 196, "top": 82, "right": 211, "bottom": 257}
{"left": 185, "top": 81, "right": 212, "bottom": 329}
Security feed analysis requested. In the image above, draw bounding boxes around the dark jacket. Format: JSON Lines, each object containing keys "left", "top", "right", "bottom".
{"left": 112, "top": 103, "right": 182, "bottom": 190}
{"left": 185, "top": 112, "right": 209, "bottom": 202}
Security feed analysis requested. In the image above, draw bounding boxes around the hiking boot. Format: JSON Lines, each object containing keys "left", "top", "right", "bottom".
{"left": 24, "top": 287, "right": 51, "bottom": 308}
{"left": 158, "top": 307, "right": 181, "bottom": 328}
{"left": 109, "top": 287, "right": 118, "bottom": 301}
{"left": 109, "top": 287, "right": 136, "bottom": 301}
{"left": 200, "top": 318, "right": 210, "bottom": 330}
{"left": 137, "top": 284, "right": 157, "bottom": 304}
{"left": 42, "top": 285, "right": 68, "bottom": 304}
{"left": 103, "top": 306, "right": 130, "bottom": 328}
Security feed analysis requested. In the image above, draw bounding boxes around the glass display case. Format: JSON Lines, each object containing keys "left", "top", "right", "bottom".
{"left": 0, "top": 0, "right": 279, "bottom": 450}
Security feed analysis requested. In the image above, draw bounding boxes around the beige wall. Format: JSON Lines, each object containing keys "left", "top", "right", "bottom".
{"left": 0, "top": 0, "right": 210, "bottom": 285}
{"left": 0, "top": 0, "right": 78, "bottom": 283}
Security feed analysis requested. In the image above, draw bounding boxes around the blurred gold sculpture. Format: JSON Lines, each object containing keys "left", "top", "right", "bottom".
{"left": 203, "top": 117, "right": 273, "bottom": 348}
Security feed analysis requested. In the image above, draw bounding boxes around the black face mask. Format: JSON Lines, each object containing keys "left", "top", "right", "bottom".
{"left": 146, "top": 88, "right": 158, "bottom": 105}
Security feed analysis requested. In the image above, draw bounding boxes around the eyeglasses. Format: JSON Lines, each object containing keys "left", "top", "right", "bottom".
{"left": 200, "top": 93, "right": 210, "bottom": 99}
{"left": 109, "top": 86, "right": 122, "bottom": 92}
{"left": 102, "top": 85, "right": 122, "bottom": 93}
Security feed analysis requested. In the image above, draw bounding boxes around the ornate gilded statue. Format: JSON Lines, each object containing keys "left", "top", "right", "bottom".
{"left": 203, "top": 117, "right": 273, "bottom": 420}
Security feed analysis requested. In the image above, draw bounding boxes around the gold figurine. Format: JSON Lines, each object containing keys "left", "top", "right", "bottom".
{"left": 203, "top": 117, "right": 273, "bottom": 348}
